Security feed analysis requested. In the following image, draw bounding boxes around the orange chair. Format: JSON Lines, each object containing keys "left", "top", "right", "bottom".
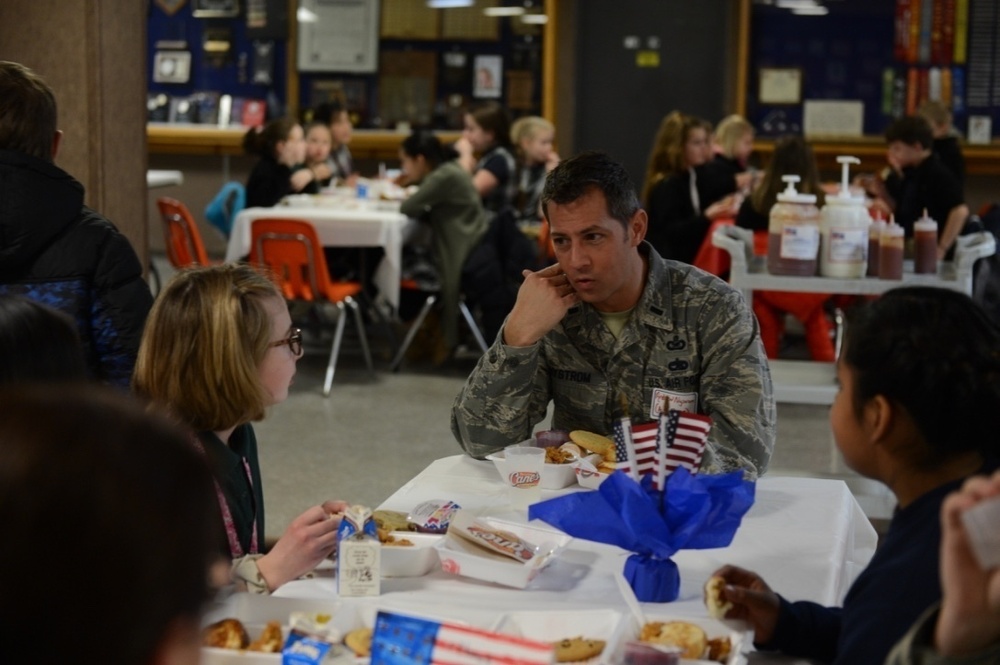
{"left": 248, "top": 218, "right": 374, "bottom": 395}
{"left": 156, "top": 197, "right": 212, "bottom": 268}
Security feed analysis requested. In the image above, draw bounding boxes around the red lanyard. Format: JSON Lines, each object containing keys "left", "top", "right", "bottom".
{"left": 191, "top": 434, "right": 259, "bottom": 558}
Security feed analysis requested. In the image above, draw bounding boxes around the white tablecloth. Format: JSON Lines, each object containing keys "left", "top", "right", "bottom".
{"left": 274, "top": 455, "right": 878, "bottom": 651}
{"left": 226, "top": 202, "right": 415, "bottom": 309}
{"left": 146, "top": 169, "right": 183, "bottom": 188}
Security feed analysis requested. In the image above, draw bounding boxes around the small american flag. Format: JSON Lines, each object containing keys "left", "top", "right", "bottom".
{"left": 612, "top": 417, "right": 639, "bottom": 481}
{"left": 631, "top": 421, "right": 660, "bottom": 478}
{"left": 659, "top": 409, "right": 712, "bottom": 485}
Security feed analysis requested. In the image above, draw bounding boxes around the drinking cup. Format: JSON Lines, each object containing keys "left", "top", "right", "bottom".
{"left": 504, "top": 445, "right": 544, "bottom": 510}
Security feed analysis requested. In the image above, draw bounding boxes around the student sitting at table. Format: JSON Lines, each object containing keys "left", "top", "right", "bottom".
{"left": 300, "top": 121, "right": 335, "bottom": 192}
{"left": 312, "top": 100, "right": 356, "bottom": 185}
{"left": 455, "top": 102, "right": 517, "bottom": 213}
{"left": 917, "top": 100, "right": 965, "bottom": 188}
{"left": 713, "top": 287, "right": 1000, "bottom": 665}
{"left": 641, "top": 111, "right": 741, "bottom": 264}
{"left": 736, "top": 135, "right": 834, "bottom": 362}
{"left": 398, "top": 131, "right": 490, "bottom": 360}
{"left": 0, "top": 385, "right": 222, "bottom": 664}
{"left": 243, "top": 118, "right": 319, "bottom": 208}
{"left": 510, "top": 115, "right": 561, "bottom": 224}
{"left": 886, "top": 469, "right": 1000, "bottom": 665}
{"left": 133, "top": 263, "right": 350, "bottom": 594}
{"left": 863, "top": 115, "right": 969, "bottom": 259}
{"left": 706, "top": 114, "right": 758, "bottom": 202}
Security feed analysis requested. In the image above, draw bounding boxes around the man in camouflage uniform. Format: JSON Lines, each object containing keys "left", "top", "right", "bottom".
{"left": 451, "top": 151, "right": 775, "bottom": 478}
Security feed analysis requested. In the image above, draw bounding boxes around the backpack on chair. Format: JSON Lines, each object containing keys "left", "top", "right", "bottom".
{"left": 204, "top": 182, "right": 246, "bottom": 239}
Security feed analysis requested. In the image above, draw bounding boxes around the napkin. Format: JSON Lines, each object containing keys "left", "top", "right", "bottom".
{"left": 528, "top": 468, "right": 755, "bottom": 602}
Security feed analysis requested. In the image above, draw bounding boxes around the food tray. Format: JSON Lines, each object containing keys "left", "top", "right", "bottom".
{"left": 380, "top": 532, "right": 442, "bottom": 577}
{"left": 487, "top": 448, "right": 602, "bottom": 490}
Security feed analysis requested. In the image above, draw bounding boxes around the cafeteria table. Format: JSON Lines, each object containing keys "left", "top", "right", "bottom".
{"left": 226, "top": 199, "right": 415, "bottom": 311}
{"left": 267, "top": 454, "right": 878, "bottom": 662}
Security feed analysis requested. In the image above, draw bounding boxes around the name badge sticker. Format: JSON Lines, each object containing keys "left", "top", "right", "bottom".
{"left": 650, "top": 388, "right": 698, "bottom": 418}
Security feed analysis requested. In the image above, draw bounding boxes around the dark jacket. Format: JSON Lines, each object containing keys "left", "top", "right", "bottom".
{"left": 0, "top": 150, "right": 152, "bottom": 386}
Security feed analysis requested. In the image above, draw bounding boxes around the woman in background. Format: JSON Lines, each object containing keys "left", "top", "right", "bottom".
{"left": 510, "top": 115, "right": 560, "bottom": 224}
{"left": 398, "top": 131, "right": 489, "bottom": 357}
{"left": 455, "top": 102, "right": 516, "bottom": 213}
{"left": 243, "top": 118, "right": 316, "bottom": 208}
{"left": 134, "top": 264, "right": 349, "bottom": 594}
{"left": 642, "top": 110, "right": 741, "bottom": 264}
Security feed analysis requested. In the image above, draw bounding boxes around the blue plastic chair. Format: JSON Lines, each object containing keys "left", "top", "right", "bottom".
{"left": 204, "top": 181, "right": 245, "bottom": 239}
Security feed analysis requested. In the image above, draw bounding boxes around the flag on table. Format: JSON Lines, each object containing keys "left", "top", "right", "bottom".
{"left": 631, "top": 421, "right": 660, "bottom": 478}
{"left": 664, "top": 409, "right": 712, "bottom": 474}
{"left": 612, "top": 417, "right": 639, "bottom": 481}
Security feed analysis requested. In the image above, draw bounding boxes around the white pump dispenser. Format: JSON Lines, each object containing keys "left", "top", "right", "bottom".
{"left": 819, "top": 156, "right": 870, "bottom": 278}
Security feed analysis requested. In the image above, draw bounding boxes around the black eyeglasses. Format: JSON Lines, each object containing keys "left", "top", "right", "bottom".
{"left": 269, "top": 328, "right": 303, "bottom": 356}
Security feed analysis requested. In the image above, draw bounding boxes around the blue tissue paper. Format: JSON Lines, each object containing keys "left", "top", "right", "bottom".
{"left": 528, "top": 468, "right": 755, "bottom": 602}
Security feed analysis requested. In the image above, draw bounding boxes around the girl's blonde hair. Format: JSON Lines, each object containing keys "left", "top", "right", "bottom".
{"left": 510, "top": 116, "right": 554, "bottom": 154}
{"left": 133, "top": 263, "right": 281, "bottom": 432}
{"left": 713, "top": 114, "right": 754, "bottom": 159}
{"left": 641, "top": 111, "right": 706, "bottom": 204}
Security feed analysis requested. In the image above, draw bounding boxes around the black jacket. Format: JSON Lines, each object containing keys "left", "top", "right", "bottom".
{"left": 0, "top": 150, "right": 152, "bottom": 386}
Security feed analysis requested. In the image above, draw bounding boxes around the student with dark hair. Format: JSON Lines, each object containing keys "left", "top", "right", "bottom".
{"left": 714, "top": 287, "right": 1000, "bottom": 665}
{"left": 399, "top": 131, "right": 490, "bottom": 355}
{"left": 0, "top": 385, "right": 222, "bottom": 664}
{"left": 0, "top": 295, "right": 87, "bottom": 384}
{"left": 0, "top": 61, "right": 152, "bottom": 387}
{"left": 452, "top": 151, "right": 774, "bottom": 478}
{"left": 312, "top": 100, "right": 355, "bottom": 184}
{"left": 455, "top": 102, "right": 517, "bottom": 213}
{"left": 133, "top": 264, "right": 349, "bottom": 593}
{"left": 868, "top": 115, "right": 969, "bottom": 259}
{"left": 243, "top": 117, "right": 317, "bottom": 208}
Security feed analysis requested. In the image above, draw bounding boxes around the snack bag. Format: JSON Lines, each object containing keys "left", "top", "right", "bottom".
{"left": 407, "top": 499, "right": 460, "bottom": 533}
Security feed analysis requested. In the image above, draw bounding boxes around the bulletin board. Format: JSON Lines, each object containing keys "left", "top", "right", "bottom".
{"left": 746, "top": 0, "right": 1000, "bottom": 140}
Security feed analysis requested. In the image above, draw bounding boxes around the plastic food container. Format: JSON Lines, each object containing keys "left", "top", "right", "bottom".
{"left": 486, "top": 448, "right": 600, "bottom": 490}
{"left": 435, "top": 514, "right": 572, "bottom": 589}
{"left": 380, "top": 532, "right": 443, "bottom": 577}
{"left": 282, "top": 194, "right": 316, "bottom": 208}
{"left": 573, "top": 457, "right": 611, "bottom": 489}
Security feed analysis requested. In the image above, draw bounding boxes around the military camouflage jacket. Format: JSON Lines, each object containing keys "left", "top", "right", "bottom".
{"left": 451, "top": 244, "right": 775, "bottom": 478}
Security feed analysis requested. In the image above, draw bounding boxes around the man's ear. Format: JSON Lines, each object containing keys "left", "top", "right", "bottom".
{"left": 866, "top": 394, "right": 893, "bottom": 444}
{"left": 629, "top": 209, "right": 648, "bottom": 245}
{"left": 51, "top": 130, "right": 63, "bottom": 159}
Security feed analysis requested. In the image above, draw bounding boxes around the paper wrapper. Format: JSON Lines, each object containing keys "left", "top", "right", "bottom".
{"left": 528, "top": 468, "right": 755, "bottom": 602}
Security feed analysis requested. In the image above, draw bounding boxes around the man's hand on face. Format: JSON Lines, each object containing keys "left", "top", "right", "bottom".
{"left": 502, "top": 262, "right": 579, "bottom": 347}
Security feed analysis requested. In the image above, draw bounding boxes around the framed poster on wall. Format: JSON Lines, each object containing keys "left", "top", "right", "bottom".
{"left": 298, "top": 0, "right": 380, "bottom": 73}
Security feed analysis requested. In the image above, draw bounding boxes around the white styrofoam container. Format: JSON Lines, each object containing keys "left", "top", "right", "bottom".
{"left": 434, "top": 514, "right": 572, "bottom": 589}
{"left": 493, "top": 608, "right": 633, "bottom": 664}
{"left": 620, "top": 613, "right": 751, "bottom": 665}
{"left": 487, "top": 449, "right": 602, "bottom": 489}
{"left": 573, "top": 457, "right": 611, "bottom": 489}
{"left": 380, "top": 532, "right": 442, "bottom": 577}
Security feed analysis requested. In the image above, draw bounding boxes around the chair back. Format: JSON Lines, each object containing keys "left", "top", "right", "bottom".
{"left": 204, "top": 181, "right": 245, "bottom": 239}
{"left": 156, "top": 197, "right": 210, "bottom": 268}
{"left": 248, "top": 218, "right": 333, "bottom": 302}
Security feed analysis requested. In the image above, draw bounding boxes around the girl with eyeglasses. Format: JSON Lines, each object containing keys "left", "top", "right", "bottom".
{"left": 133, "top": 263, "right": 348, "bottom": 594}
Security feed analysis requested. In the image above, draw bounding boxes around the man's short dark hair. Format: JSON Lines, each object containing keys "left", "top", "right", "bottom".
{"left": 0, "top": 61, "right": 57, "bottom": 161}
{"left": 541, "top": 151, "right": 641, "bottom": 228}
{"left": 885, "top": 115, "right": 933, "bottom": 150}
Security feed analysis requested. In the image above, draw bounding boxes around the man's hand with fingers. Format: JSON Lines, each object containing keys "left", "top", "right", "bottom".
{"left": 502, "top": 262, "right": 579, "bottom": 347}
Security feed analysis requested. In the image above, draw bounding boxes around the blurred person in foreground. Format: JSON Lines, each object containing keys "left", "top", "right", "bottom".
{"left": 0, "top": 294, "right": 87, "bottom": 385}
{"left": 452, "top": 151, "right": 774, "bottom": 479}
{"left": 0, "top": 385, "right": 222, "bottom": 664}
{"left": 0, "top": 61, "right": 152, "bottom": 387}
{"left": 886, "top": 469, "right": 1000, "bottom": 664}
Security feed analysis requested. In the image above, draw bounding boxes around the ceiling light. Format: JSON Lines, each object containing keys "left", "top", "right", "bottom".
{"left": 484, "top": 6, "right": 526, "bottom": 16}
{"left": 792, "top": 6, "right": 829, "bottom": 14}
{"left": 520, "top": 13, "right": 548, "bottom": 24}
{"left": 427, "top": 0, "right": 474, "bottom": 8}
{"left": 296, "top": 6, "right": 318, "bottom": 23}
{"left": 776, "top": 0, "right": 818, "bottom": 7}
